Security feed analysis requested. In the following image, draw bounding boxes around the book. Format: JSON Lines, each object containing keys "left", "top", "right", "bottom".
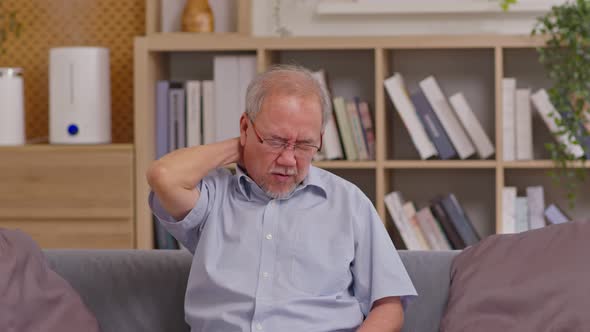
{"left": 213, "top": 55, "right": 240, "bottom": 142}
{"left": 430, "top": 198, "right": 465, "bottom": 249}
{"left": 515, "top": 89, "right": 533, "bottom": 160}
{"left": 515, "top": 197, "right": 529, "bottom": 233}
{"left": 384, "top": 191, "right": 422, "bottom": 250}
{"left": 168, "top": 82, "right": 186, "bottom": 150}
{"left": 526, "top": 185, "right": 546, "bottom": 230}
{"left": 403, "top": 201, "right": 431, "bottom": 250}
{"left": 412, "top": 89, "right": 457, "bottom": 160}
{"left": 185, "top": 80, "right": 202, "bottom": 148}
{"left": 357, "top": 100, "right": 376, "bottom": 159}
{"left": 439, "top": 193, "right": 480, "bottom": 246}
{"left": 202, "top": 80, "right": 216, "bottom": 144}
{"left": 155, "top": 80, "right": 170, "bottom": 159}
{"left": 333, "top": 97, "right": 358, "bottom": 160}
{"left": 530, "top": 89, "right": 585, "bottom": 158}
{"left": 384, "top": 73, "right": 437, "bottom": 160}
{"left": 160, "top": 0, "right": 185, "bottom": 33}
{"left": 501, "top": 187, "right": 517, "bottom": 234}
{"left": 544, "top": 204, "right": 570, "bottom": 224}
{"left": 419, "top": 76, "right": 476, "bottom": 159}
{"left": 415, "top": 206, "right": 452, "bottom": 250}
{"left": 449, "top": 92, "right": 495, "bottom": 159}
{"left": 502, "top": 78, "right": 516, "bottom": 161}
{"left": 311, "top": 70, "right": 344, "bottom": 160}
{"left": 347, "top": 100, "right": 369, "bottom": 160}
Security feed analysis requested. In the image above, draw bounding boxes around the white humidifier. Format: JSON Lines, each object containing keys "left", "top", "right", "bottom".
{"left": 49, "top": 47, "right": 111, "bottom": 144}
{"left": 0, "top": 67, "right": 25, "bottom": 145}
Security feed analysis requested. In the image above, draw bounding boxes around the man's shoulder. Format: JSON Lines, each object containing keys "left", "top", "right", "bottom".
{"left": 310, "top": 166, "right": 365, "bottom": 197}
{"left": 202, "top": 167, "right": 235, "bottom": 186}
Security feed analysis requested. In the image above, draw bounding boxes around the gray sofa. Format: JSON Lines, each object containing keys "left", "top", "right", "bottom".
{"left": 45, "top": 249, "right": 459, "bottom": 332}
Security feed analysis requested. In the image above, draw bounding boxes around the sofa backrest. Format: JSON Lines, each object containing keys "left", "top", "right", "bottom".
{"left": 45, "top": 249, "right": 459, "bottom": 332}
{"left": 45, "top": 250, "right": 193, "bottom": 332}
{"left": 399, "top": 250, "right": 459, "bottom": 332}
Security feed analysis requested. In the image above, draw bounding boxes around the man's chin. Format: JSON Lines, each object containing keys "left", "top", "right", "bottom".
{"left": 264, "top": 185, "right": 296, "bottom": 199}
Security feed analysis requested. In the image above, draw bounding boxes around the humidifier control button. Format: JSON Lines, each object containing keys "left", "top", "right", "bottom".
{"left": 67, "top": 124, "right": 79, "bottom": 136}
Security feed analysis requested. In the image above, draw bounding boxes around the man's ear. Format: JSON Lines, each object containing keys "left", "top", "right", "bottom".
{"left": 239, "top": 113, "right": 248, "bottom": 146}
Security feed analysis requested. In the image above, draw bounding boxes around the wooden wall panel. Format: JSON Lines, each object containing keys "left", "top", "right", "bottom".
{"left": 0, "top": 0, "right": 145, "bottom": 143}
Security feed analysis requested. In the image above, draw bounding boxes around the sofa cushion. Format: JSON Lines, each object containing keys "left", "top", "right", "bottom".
{"left": 440, "top": 220, "right": 590, "bottom": 332}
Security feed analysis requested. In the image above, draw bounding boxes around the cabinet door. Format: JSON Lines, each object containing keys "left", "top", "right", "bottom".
{"left": 0, "top": 145, "right": 134, "bottom": 248}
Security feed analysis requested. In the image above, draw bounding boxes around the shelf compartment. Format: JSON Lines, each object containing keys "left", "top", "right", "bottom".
{"left": 384, "top": 48, "right": 495, "bottom": 160}
{"left": 504, "top": 169, "right": 590, "bottom": 223}
{"left": 386, "top": 169, "right": 496, "bottom": 239}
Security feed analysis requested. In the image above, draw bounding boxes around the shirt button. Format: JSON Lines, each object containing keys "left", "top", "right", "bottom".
{"left": 265, "top": 233, "right": 273, "bottom": 240}
{"left": 256, "top": 322, "right": 263, "bottom": 330}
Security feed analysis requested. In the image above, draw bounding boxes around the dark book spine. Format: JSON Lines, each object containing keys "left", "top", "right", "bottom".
{"left": 440, "top": 194, "right": 480, "bottom": 246}
{"left": 411, "top": 89, "right": 458, "bottom": 160}
{"left": 430, "top": 199, "right": 465, "bottom": 249}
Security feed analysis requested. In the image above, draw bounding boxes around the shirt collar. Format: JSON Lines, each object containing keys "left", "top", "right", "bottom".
{"left": 234, "top": 164, "right": 327, "bottom": 201}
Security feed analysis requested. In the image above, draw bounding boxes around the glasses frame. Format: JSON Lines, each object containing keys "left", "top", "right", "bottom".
{"left": 248, "top": 117, "right": 323, "bottom": 158}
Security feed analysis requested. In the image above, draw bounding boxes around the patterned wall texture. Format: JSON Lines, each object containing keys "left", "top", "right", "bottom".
{"left": 0, "top": 0, "right": 144, "bottom": 143}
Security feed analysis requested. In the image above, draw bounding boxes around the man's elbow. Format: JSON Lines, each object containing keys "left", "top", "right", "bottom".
{"left": 146, "top": 161, "right": 169, "bottom": 191}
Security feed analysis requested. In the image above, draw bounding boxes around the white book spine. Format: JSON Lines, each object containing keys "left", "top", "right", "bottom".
{"left": 402, "top": 202, "right": 431, "bottom": 250}
{"left": 202, "top": 80, "right": 216, "bottom": 144}
{"left": 502, "top": 78, "right": 516, "bottom": 161}
{"left": 384, "top": 192, "right": 421, "bottom": 250}
{"left": 419, "top": 76, "right": 476, "bottom": 159}
{"left": 449, "top": 93, "right": 495, "bottom": 159}
{"left": 526, "top": 185, "right": 545, "bottom": 230}
{"left": 530, "top": 89, "right": 585, "bottom": 158}
{"left": 186, "top": 80, "right": 202, "bottom": 147}
{"left": 160, "top": 0, "right": 185, "bottom": 33}
{"left": 384, "top": 73, "right": 437, "bottom": 160}
{"left": 209, "top": 0, "right": 237, "bottom": 33}
{"left": 238, "top": 55, "right": 257, "bottom": 125}
{"left": 311, "top": 70, "right": 344, "bottom": 160}
{"left": 333, "top": 97, "right": 358, "bottom": 160}
{"left": 515, "top": 89, "right": 533, "bottom": 160}
{"left": 515, "top": 197, "right": 529, "bottom": 233}
{"left": 213, "top": 55, "right": 240, "bottom": 142}
{"left": 502, "top": 186, "right": 517, "bottom": 234}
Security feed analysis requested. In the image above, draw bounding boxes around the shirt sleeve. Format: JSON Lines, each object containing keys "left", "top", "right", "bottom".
{"left": 148, "top": 168, "right": 229, "bottom": 253}
{"left": 351, "top": 193, "right": 418, "bottom": 316}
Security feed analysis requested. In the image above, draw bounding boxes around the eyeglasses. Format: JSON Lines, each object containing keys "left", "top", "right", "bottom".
{"left": 249, "top": 117, "right": 322, "bottom": 159}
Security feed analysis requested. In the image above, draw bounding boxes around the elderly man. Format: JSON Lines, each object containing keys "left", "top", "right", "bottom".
{"left": 147, "top": 65, "right": 416, "bottom": 331}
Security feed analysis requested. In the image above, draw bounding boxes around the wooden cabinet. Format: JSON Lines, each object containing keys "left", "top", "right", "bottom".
{"left": 0, "top": 144, "right": 134, "bottom": 248}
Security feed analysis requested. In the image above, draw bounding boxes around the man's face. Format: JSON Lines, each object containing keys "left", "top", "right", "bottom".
{"left": 239, "top": 92, "right": 323, "bottom": 199}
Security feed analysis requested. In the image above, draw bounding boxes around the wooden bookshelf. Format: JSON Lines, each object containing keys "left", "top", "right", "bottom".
{"left": 134, "top": 32, "right": 589, "bottom": 249}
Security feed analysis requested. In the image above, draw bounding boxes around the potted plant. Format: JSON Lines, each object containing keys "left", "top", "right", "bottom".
{"left": 530, "top": 0, "right": 590, "bottom": 207}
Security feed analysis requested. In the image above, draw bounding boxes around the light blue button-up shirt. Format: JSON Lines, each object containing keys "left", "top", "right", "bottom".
{"left": 150, "top": 165, "right": 417, "bottom": 332}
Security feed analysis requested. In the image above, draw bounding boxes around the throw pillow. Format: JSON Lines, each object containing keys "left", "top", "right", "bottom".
{"left": 0, "top": 228, "right": 101, "bottom": 332}
{"left": 440, "top": 220, "right": 590, "bottom": 332}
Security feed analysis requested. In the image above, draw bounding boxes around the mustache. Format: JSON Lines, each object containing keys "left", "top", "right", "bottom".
{"left": 270, "top": 167, "right": 297, "bottom": 176}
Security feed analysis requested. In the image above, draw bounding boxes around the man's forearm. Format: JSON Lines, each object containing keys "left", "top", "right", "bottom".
{"left": 146, "top": 138, "right": 241, "bottom": 220}
{"left": 150, "top": 138, "right": 240, "bottom": 189}
{"left": 357, "top": 297, "right": 404, "bottom": 332}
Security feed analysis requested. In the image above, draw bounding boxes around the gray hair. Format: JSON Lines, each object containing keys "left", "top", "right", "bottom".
{"left": 245, "top": 64, "right": 331, "bottom": 130}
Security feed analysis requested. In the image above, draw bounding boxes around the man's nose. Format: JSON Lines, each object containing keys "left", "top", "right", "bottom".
{"left": 276, "top": 147, "right": 297, "bottom": 167}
